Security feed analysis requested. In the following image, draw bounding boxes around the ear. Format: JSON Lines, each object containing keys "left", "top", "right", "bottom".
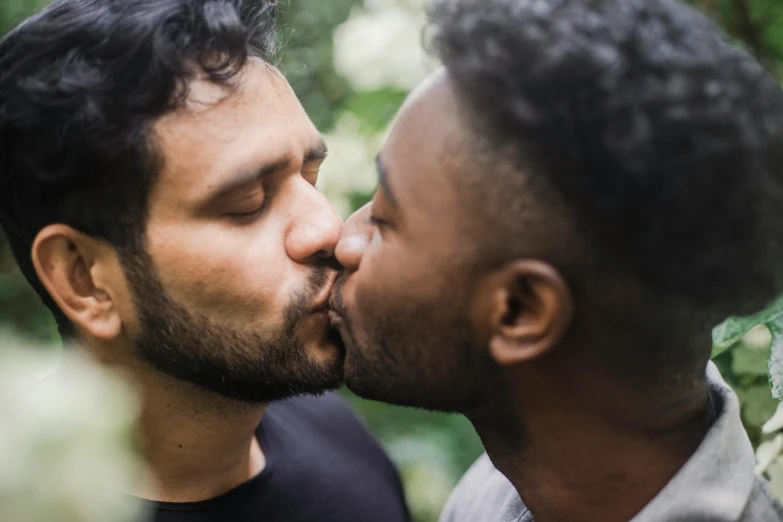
{"left": 476, "top": 260, "right": 573, "bottom": 367}
{"left": 31, "top": 225, "right": 125, "bottom": 341}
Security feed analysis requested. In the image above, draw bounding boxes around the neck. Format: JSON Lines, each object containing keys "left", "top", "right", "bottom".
{"left": 76, "top": 339, "right": 267, "bottom": 503}
{"left": 124, "top": 363, "right": 266, "bottom": 502}
{"left": 470, "top": 363, "right": 709, "bottom": 522}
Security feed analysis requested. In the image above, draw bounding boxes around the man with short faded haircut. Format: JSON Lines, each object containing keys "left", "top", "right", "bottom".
{"left": 0, "top": 1, "right": 409, "bottom": 521}
{"left": 330, "top": 0, "right": 783, "bottom": 520}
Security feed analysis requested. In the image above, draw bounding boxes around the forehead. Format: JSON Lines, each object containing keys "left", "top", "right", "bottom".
{"left": 150, "top": 60, "right": 318, "bottom": 208}
{"left": 382, "top": 71, "right": 472, "bottom": 221}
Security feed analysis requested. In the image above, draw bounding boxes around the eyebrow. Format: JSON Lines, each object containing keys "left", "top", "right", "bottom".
{"left": 376, "top": 154, "right": 398, "bottom": 207}
{"left": 206, "top": 139, "right": 329, "bottom": 203}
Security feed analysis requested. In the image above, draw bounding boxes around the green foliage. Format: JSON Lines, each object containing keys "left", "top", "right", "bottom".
{"left": 0, "top": 236, "right": 57, "bottom": 342}
{"left": 277, "top": 0, "right": 363, "bottom": 131}
{"left": 688, "top": 0, "right": 783, "bottom": 77}
{"left": 0, "top": 0, "right": 48, "bottom": 34}
{"left": 713, "top": 295, "right": 783, "bottom": 398}
{"left": 343, "top": 88, "right": 410, "bottom": 132}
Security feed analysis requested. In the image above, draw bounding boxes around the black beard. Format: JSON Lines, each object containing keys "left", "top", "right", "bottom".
{"left": 123, "top": 248, "right": 344, "bottom": 404}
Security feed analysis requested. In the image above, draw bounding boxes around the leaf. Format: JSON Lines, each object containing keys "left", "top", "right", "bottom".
{"left": 712, "top": 318, "right": 752, "bottom": 358}
{"left": 343, "top": 88, "right": 408, "bottom": 132}
{"left": 712, "top": 293, "right": 783, "bottom": 358}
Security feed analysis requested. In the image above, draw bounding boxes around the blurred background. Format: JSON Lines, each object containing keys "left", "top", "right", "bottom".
{"left": 2, "top": 1, "right": 783, "bottom": 521}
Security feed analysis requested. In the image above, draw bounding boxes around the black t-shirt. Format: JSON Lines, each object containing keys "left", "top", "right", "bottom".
{"left": 147, "top": 393, "right": 411, "bottom": 522}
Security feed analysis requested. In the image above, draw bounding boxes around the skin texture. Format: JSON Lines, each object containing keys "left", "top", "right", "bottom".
{"left": 32, "top": 60, "right": 344, "bottom": 502}
{"left": 331, "top": 71, "right": 710, "bottom": 522}
{"left": 331, "top": 72, "right": 494, "bottom": 413}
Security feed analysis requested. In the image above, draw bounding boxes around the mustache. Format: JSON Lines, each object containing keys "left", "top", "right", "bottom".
{"left": 307, "top": 255, "right": 341, "bottom": 293}
{"left": 299, "top": 255, "right": 343, "bottom": 312}
{"left": 283, "top": 261, "right": 340, "bottom": 338}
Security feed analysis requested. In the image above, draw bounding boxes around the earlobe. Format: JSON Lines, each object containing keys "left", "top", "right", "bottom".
{"left": 484, "top": 260, "right": 573, "bottom": 367}
{"left": 32, "top": 225, "right": 123, "bottom": 341}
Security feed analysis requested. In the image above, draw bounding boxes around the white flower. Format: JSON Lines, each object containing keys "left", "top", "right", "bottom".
{"left": 318, "top": 114, "right": 385, "bottom": 217}
{"left": 334, "top": 1, "right": 437, "bottom": 92}
{"left": 0, "top": 330, "right": 145, "bottom": 522}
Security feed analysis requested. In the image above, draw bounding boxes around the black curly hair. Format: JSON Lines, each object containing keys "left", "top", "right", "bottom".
{"left": 0, "top": 0, "right": 278, "bottom": 336}
{"left": 429, "top": 0, "right": 783, "bottom": 383}
{"left": 431, "top": 0, "right": 783, "bottom": 315}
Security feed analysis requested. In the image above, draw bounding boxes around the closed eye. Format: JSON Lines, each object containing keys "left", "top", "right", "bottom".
{"left": 369, "top": 215, "right": 388, "bottom": 228}
{"left": 226, "top": 201, "right": 268, "bottom": 223}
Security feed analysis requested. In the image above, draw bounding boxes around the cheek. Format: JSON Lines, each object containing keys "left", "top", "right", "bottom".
{"left": 145, "top": 221, "right": 297, "bottom": 323}
{"left": 356, "top": 244, "right": 443, "bottom": 303}
{"left": 349, "top": 248, "right": 420, "bottom": 327}
{"left": 349, "top": 241, "right": 470, "bottom": 337}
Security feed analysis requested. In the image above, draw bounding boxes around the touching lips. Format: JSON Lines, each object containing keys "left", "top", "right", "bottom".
{"left": 327, "top": 284, "right": 346, "bottom": 324}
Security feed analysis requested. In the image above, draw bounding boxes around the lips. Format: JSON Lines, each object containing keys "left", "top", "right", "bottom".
{"left": 328, "top": 308, "right": 344, "bottom": 325}
{"left": 328, "top": 287, "right": 347, "bottom": 318}
{"left": 327, "top": 288, "right": 348, "bottom": 327}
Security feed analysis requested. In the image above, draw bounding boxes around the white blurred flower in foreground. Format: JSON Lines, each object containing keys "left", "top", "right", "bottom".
{"left": 334, "top": 0, "right": 437, "bottom": 92}
{"left": 0, "top": 331, "right": 144, "bottom": 522}
{"left": 318, "top": 114, "right": 384, "bottom": 218}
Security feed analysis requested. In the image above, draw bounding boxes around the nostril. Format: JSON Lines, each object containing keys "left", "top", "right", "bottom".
{"left": 312, "top": 248, "right": 330, "bottom": 260}
{"left": 312, "top": 252, "right": 342, "bottom": 271}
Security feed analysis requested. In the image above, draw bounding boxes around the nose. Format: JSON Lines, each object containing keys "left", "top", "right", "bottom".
{"left": 286, "top": 181, "right": 344, "bottom": 263}
{"left": 336, "top": 202, "right": 373, "bottom": 272}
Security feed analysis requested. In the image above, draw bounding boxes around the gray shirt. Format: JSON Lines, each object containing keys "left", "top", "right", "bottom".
{"left": 440, "top": 363, "right": 783, "bottom": 522}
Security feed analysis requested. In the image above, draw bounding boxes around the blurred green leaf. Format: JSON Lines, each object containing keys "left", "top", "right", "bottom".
{"left": 712, "top": 294, "right": 783, "bottom": 357}
{"left": 344, "top": 88, "right": 408, "bottom": 132}
{"left": 732, "top": 344, "right": 770, "bottom": 376}
{"left": 737, "top": 384, "right": 779, "bottom": 427}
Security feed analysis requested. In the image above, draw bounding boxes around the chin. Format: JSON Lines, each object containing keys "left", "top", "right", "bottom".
{"left": 342, "top": 350, "right": 475, "bottom": 413}
{"left": 341, "top": 351, "right": 402, "bottom": 404}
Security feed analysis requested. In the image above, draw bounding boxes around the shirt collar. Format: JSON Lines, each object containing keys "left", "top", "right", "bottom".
{"left": 631, "top": 362, "right": 757, "bottom": 522}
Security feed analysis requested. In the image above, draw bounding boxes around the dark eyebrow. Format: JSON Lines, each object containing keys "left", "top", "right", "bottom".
{"left": 203, "top": 139, "right": 328, "bottom": 205}
{"left": 206, "top": 158, "right": 290, "bottom": 204}
{"left": 376, "top": 154, "right": 398, "bottom": 207}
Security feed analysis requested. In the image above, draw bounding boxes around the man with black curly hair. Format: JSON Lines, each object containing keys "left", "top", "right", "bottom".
{"left": 0, "top": 1, "right": 410, "bottom": 521}
{"left": 330, "top": 0, "right": 783, "bottom": 520}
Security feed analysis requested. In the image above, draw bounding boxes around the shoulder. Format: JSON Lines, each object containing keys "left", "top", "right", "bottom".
{"left": 439, "top": 454, "right": 526, "bottom": 522}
